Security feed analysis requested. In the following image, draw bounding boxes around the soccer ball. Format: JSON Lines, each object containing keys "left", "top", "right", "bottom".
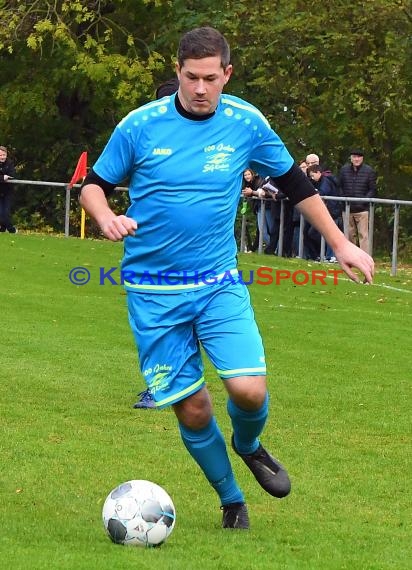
{"left": 102, "top": 479, "right": 176, "bottom": 547}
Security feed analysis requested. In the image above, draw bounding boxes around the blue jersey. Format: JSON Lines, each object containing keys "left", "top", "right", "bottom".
{"left": 93, "top": 93, "right": 294, "bottom": 291}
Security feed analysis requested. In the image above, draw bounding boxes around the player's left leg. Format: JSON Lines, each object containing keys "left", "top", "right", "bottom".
{"left": 196, "top": 281, "right": 291, "bottom": 499}
{"left": 225, "top": 375, "right": 291, "bottom": 498}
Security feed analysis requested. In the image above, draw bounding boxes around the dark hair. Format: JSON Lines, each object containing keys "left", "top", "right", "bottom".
{"left": 155, "top": 77, "right": 179, "bottom": 99}
{"left": 177, "top": 27, "right": 231, "bottom": 69}
{"left": 307, "top": 164, "right": 322, "bottom": 174}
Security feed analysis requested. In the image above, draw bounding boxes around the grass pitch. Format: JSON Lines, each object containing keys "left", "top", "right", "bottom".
{"left": 0, "top": 233, "right": 411, "bottom": 570}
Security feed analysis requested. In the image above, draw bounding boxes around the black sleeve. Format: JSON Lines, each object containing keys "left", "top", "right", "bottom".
{"left": 80, "top": 168, "right": 117, "bottom": 198}
{"left": 1, "top": 159, "right": 16, "bottom": 180}
{"left": 272, "top": 163, "right": 317, "bottom": 206}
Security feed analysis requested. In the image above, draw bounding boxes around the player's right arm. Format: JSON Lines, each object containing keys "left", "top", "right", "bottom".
{"left": 80, "top": 182, "right": 137, "bottom": 242}
{"left": 80, "top": 117, "right": 138, "bottom": 241}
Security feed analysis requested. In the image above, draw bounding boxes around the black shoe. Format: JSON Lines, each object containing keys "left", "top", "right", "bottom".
{"left": 232, "top": 435, "right": 291, "bottom": 498}
{"left": 133, "top": 389, "right": 156, "bottom": 409}
{"left": 221, "top": 502, "right": 249, "bottom": 529}
{"left": 7, "top": 226, "right": 17, "bottom": 234}
{"left": 0, "top": 226, "right": 6, "bottom": 232}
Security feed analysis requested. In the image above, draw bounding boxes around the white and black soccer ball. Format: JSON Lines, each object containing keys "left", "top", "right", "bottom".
{"left": 102, "top": 479, "right": 176, "bottom": 547}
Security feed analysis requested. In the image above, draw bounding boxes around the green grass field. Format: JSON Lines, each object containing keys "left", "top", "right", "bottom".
{"left": 1, "top": 233, "right": 411, "bottom": 570}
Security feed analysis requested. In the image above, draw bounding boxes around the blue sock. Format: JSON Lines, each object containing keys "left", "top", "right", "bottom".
{"left": 179, "top": 417, "right": 244, "bottom": 505}
{"left": 227, "top": 393, "right": 269, "bottom": 455}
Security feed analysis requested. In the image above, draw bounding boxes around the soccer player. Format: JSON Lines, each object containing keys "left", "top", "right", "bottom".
{"left": 80, "top": 27, "right": 374, "bottom": 529}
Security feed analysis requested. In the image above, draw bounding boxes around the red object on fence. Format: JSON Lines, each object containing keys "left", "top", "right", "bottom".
{"left": 68, "top": 151, "right": 88, "bottom": 189}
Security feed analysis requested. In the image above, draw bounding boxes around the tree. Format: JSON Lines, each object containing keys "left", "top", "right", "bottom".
{"left": 0, "top": 0, "right": 410, "bottom": 247}
{"left": 0, "top": 0, "right": 166, "bottom": 178}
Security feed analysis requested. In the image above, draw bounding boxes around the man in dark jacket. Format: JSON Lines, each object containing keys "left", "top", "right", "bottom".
{"left": 0, "top": 146, "right": 17, "bottom": 233}
{"left": 339, "top": 149, "right": 376, "bottom": 252}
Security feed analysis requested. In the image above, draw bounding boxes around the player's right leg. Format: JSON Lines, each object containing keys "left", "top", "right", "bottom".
{"left": 173, "top": 387, "right": 249, "bottom": 529}
{"left": 196, "top": 280, "right": 291, "bottom": 500}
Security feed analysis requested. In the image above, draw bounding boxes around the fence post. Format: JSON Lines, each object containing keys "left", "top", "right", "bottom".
{"left": 298, "top": 213, "right": 305, "bottom": 258}
{"left": 278, "top": 200, "right": 284, "bottom": 256}
{"left": 258, "top": 199, "right": 265, "bottom": 253}
{"left": 240, "top": 213, "right": 246, "bottom": 253}
{"left": 64, "top": 185, "right": 71, "bottom": 238}
{"left": 369, "top": 202, "right": 375, "bottom": 256}
{"left": 320, "top": 236, "right": 326, "bottom": 261}
{"left": 391, "top": 203, "right": 400, "bottom": 276}
{"left": 343, "top": 202, "right": 350, "bottom": 238}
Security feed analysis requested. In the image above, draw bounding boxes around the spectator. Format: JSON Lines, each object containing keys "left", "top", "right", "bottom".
{"left": 339, "top": 149, "right": 377, "bottom": 252}
{"left": 306, "top": 152, "right": 335, "bottom": 179}
{"left": 0, "top": 146, "right": 17, "bottom": 233}
{"left": 261, "top": 178, "right": 293, "bottom": 256}
{"left": 241, "top": 168, "right": 266, "bottom": 252}
{"left": 305, "top": 153, "right": 320, "bottom": 169}
{"left": 298, "top": 159, "right": 308, "bottom": 175}
{"left": 307, "top": 164, "right": 343, "bottom": 261}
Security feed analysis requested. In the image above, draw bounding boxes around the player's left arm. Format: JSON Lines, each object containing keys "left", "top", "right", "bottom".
{"left": 297, "top": 194, "right": 374, "bottom": 284}
{"left": 273, "top": 164, "right": 374, "bottom": 284}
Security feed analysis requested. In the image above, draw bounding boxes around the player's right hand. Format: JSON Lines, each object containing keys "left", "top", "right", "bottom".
{"left": 101, "top": 215, "right": 137, "bottom": 242}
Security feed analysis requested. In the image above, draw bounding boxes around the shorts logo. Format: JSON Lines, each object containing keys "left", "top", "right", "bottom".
{"left": 144, "top": 364, "right": 173, "bottom": 394}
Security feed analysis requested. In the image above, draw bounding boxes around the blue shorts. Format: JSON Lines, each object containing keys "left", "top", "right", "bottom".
{"left": 127, "top": 281, "right": 266, "bottom": 409}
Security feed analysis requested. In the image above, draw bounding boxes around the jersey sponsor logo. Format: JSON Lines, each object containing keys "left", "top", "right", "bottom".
{"left": 153, "top": 148, "right": 172, "bottom": 156}
{"left": 203, "top": 152, "right": 230, "bottom": 172}
{"left": 203, "top": 143, "right": 235, "bottom": 173}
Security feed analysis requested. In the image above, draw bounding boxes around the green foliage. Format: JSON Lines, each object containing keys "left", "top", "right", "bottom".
{"left": 0, "top": 0, "right": 411, "bottom": 237}
{"left": 0, "top": 0, "right": 166, "bottom": 176}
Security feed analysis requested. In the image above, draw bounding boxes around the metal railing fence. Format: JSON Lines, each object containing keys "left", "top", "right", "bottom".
{"left": 239, "top": 195, "right": 412, "bottom": 277}
{"left": 5, "top": 179, "right": 412, "bottom": 276}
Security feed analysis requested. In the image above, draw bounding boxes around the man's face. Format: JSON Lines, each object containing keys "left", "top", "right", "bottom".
{"left": 0, "top": 150, "right": 7, "bottom": 163}
{"left": 351, "top": 154, "right": 364, "bottom": 167}
{"left": 306, "top": 154, "right": 319, "bottom": 167}
{"left": 176, "top": 56, "right": 232, "bottom": 115}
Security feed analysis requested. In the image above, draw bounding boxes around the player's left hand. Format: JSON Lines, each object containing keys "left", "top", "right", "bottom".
{"left": 334, "top": 241, "right": 374, "bottom": 284}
